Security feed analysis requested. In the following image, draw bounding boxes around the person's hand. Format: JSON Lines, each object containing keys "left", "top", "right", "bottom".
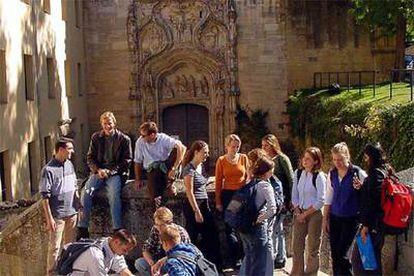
{"left": 97, "top": 169, "right": 108, "bottom": 179}
{"left": 151, "top": 257, "right": 166, "bottom": 276}
{"left": 168, "top": 167, "right": 177, "bottom": 180}
{"left": 323, "top": 218, "right": 330, "bottom": 234}
{"left": 135, "top": 179, "right": 144, "bottom": 190}
{"left": 353, "top": 176, "right": 363, "bottom": 190}
{"left": 195, "top": 210, "right": 204, "bottom": 223}
{"left": 216, "top": 204, "right": 223, "bottom": 212}
{"left": 360, "top": 226, "right": 369, "bottom": 243}
{"left": 296, "top": 213, "right": 306, "bottom": 223}
{"left": 46, "top": 217, "right": 56, "bottom": 232}
{"left": 293, "top": 207, "right": 301, "bottom": 217}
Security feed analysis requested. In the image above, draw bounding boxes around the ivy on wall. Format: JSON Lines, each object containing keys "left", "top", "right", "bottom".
{"left": 287, "top": 90, "right": 414, "bottom": 171}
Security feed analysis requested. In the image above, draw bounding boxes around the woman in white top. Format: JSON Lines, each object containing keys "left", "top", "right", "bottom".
{"left": 291, "top": 147, "right": 326, "bottom": 276}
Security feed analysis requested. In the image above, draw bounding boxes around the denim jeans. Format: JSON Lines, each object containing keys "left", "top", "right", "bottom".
{"left": 239, "top": 222, "right": 273, "bottom": 276}
{"left": 78, "top": 174, "right": 123, "bottom": 229}
{"left": 272, "top": 212, "right": 287, "bottom": 263}
{"left": 135, "top": 258, "right": 151, "bottom": 276}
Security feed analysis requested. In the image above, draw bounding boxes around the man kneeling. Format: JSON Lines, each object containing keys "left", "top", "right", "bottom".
{"left": 57, "top": 229, "right": 136, "bottom": 275}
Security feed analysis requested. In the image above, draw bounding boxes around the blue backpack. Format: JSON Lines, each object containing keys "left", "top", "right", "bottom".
{"left": 224, "top": 179, "right": 265, "bottom": 233}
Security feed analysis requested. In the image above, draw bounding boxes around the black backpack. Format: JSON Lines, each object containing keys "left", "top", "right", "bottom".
{"left": 296, "top": 169, "right": 319, "bottom": 188}
{"left": 224, "top": 179, "right": 265, "bottom": 233}
{"left": 169, "top": 251, "right": 218, "bottom": 276}
{"left": 55, "top": 239, "right": 104, "bottom": 275}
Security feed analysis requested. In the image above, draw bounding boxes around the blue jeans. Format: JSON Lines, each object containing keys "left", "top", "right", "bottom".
{"left": 272, "top": 212, "right": 287, "bottom": 263}
{"left": 135, "top": 258, "right": 151, "bottom": 276}
{"left": 239, "top": 223, "right": 273, "bottom": 276}
{"left": 78, "top": 174, "right": 123, "bottom": 229}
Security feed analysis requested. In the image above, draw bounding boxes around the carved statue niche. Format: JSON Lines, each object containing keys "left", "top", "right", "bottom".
{"left": 215, "top": 83, "right": 226, "bottom": 118}
{"left": 139, "top": 21, "right": 168, "bottom": 60}
{"left": 142, "top": 72, "right": 156, "bottom": 120}
{"left": 198, "top": 19, "right": 227, "bottom": 54}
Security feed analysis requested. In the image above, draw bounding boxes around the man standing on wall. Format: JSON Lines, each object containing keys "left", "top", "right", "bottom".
{"left": 134, "top": 121, "right": 186, "bottom": 207}
{"left": 77, "top": 111, "right": 132, "bottom": 239}
{"left": 40, "top": 137, "right": 80, "bottom": 275}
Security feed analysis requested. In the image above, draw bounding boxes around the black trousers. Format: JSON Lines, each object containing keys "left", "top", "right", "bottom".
{"left": 183, "top": 199, "right": 222, "bottom": 269}
{"left": 221, "top": 189, "right": 244, "bottom": 264}
{"left": 329, "top": 214, "right": 359, "bottom": 276}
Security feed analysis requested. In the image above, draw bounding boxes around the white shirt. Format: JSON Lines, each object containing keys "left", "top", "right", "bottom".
{"left": 70, "top": 238, "right": 127, "bottom": 276}
{"left": 291, "top": 170, "right": 326, "bottom": 210}
{"left": 134, "top": 133, "right": 178, "bottom": 169}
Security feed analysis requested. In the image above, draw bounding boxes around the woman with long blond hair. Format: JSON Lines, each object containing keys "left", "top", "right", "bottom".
{"left": 261, "top": 134, "right": 294, "bottom": 268}
{"left": 215, "top": 134, "right": 249, "bottom": 267}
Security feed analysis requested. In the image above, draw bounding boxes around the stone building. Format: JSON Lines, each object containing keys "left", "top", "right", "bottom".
{"left": 0, "top": 0, "right": 89, "bottom": 201}
{"left": 0, "top": 0, "right": 397, "bottom": 201}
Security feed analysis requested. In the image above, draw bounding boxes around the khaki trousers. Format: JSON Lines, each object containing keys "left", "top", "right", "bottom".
{"left": 47, "top": 214, "right": 77, "bottom": 275}
{"left": 291, "top": 210, "right": 323, "bottom": 276}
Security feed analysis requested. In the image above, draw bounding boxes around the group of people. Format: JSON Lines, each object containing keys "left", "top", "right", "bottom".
{"left": 40, "top": 111, "right": 394, "bottom": 275}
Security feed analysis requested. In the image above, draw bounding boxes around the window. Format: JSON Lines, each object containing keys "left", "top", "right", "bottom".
{"left": 61, "top": 0, "right": 67, "bottom": 21}
{"left": 0, "top": 151, "right": 10, "bottom": 202}
{"left": 0, "top": 50, "right": 7, "bottom": 103}
{"left": 24, "top": 54, "right": 35, "bottom": 101}
{"left": 77, "top": 62, "right": 83, "bottom": 96}
{"left": 47, "top": 58, "right": 56, "bottom": 99}
{"left": 44, "top": 136, "right": 52, "bottom": 162}
{"left": 28, "top": 141, "right": 38, "bottom": 195}
{"left": 75, "top": 0, "right": 81, "bottom": 28}
{"left": 65, "top": 60, "right": 71, "bottom": 97}
{"left": 43, "top": 0, "right": 51, "bottom": 14}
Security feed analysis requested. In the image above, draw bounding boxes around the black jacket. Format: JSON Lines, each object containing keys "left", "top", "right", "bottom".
{"left": 87, "top": 129, "right": 132, "bottom": 181}
{"left": 359, "top": 167, "right": 386, "bottom": 230}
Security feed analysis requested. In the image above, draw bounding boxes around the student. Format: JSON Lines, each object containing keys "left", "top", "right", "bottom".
{"left": 238, "top": 149, "right": 277, "bottom": 276}
{"left": 78, "top": 111, "right": 132, "bottom": 239}
{"left": 182, "top": 140, "right": 222, "bottom": 270}
{"left": 134, "top": 121, "right": 186, "bottom": 207}
{"left": 40, "top": 137, "right": 80, "bottom": 275}
{"left": 70, "top": 229, "right": 136, "bottom": 275}
{"left": 291, "top": 147, "right": 326, "bottom": 276}
{"left": 323, "top": 142, "right": 367, "bottom": 276}
{"left": 135, "top": 207, "right": 190, "bottom": 276}
{"left": 261, "top": 134, "right": 294, "bottom": 268}
{"left": 215, "top": 134, "right": 249, "bottom": 267}
{"left": 352, "top": 143, "right": 391, "bottom": 276}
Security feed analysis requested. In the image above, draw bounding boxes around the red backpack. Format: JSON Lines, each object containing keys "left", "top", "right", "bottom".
{"left": 381, "top": 174, "right": 413, "bottom": 235}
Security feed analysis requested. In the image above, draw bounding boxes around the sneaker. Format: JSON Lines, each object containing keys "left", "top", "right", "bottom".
{"left": 274, "top": 260, "right": 286, "bottom": 269}
{"left": 76, "top": 227, "right": 89, "bottom": 240}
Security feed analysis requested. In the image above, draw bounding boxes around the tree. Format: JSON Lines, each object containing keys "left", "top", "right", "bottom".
{"left": 350, "top": 0, "right": 414, "bottom": 72}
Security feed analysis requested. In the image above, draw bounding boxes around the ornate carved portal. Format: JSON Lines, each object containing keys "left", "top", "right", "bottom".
{"left": 127, "top": 0, "right": 239, "bottom": 159}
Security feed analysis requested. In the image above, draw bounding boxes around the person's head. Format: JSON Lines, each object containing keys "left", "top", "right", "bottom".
{"left": 261, "top": 134, "right": 281, "bottom": 157}
{"left": 300, "top": 147, "right": 323, "bottom": 172}
{"left": 100, "top": 111, "right": 117, "bottom": 136}
{"left": 225, "top": 134, "right": 241, "bottom": 155}
{"left": 139, "top": 121, "right": 158, "bottom": 143}
{"left": 160, "top": 225, "right": 181, "bottom": 252}
{"left": 363, "top": 142, "right": 387, "bottom": 170}
{"left": 109, "top": 229, "right": 137, "bottom": 256}
{"left": 183, "top": 140, "right": 209, "bottom": 167}
{"left": 331, "top": 142, "right": 351, "bottom": 170}
{"left": 153, "top": 207, "right": 174, "bottom": 232}
{"left": 54, "top": 137, "right": 75, "bottom": 161}
{"left": 247, "top": 148, "right": 274, "bottom": 180}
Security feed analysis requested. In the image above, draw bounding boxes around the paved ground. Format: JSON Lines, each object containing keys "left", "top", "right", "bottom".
{"left": 222, "top": 257, "right": 329, "bottom": 275}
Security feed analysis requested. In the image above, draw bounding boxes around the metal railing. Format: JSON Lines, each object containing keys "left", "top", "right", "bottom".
{"left": 390, "top": 69, "right": 414, "bottom": 101}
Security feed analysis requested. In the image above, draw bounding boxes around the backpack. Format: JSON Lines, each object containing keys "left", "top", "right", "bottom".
{"left": 381, "top": 173, "right": 413, "bottom": 235}
{"left": 224, "top": 179, "right": 264, "bottom": 233}
{"left": 296, "top": 169, "right": 319, "bottom": 188}
{"left": 169, "top": 251, "right": 219, "bottom": 276}
{"left": 55, "top": 239, "right": 104, "bottom": 275}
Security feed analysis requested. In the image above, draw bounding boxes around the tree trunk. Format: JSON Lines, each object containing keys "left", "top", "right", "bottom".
{"left": 394, "top": 13, "right": 406, "bottom": 81}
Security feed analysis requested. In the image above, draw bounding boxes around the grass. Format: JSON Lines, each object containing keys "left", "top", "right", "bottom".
{"left": 307, "top": 82, "right": 414, "bottom": 106}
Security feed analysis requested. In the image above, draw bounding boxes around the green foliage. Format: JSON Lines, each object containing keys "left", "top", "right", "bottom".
{"left": 234, "top": 105, "right": 270, "bottom": 152}
{"left": 287, "top": 86, "right": 414, "bottom": 171}
{"left": 350, "top": 0, "right": 414, "bottom": 36}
